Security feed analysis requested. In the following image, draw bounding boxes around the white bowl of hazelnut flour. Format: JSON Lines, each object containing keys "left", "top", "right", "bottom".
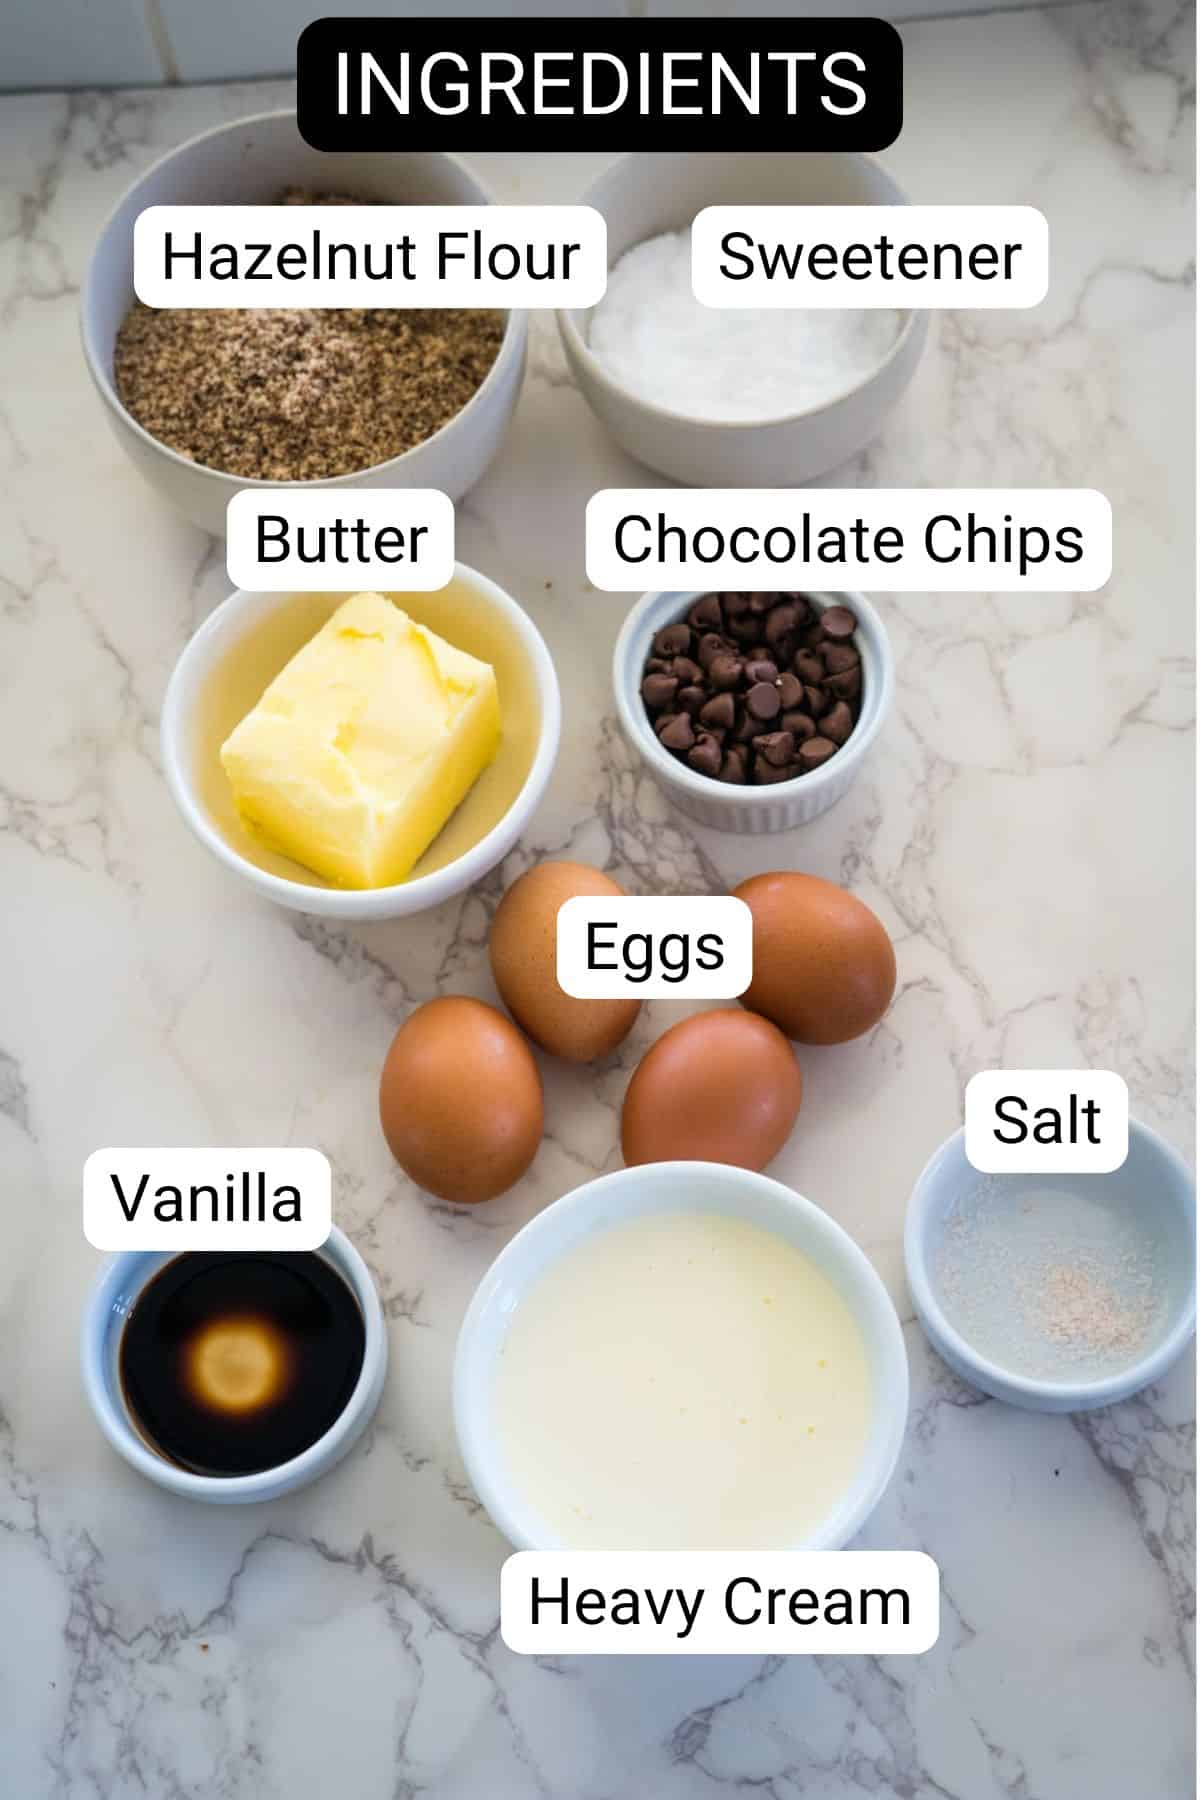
{"left": 81, "top": 111, "right": 528, "bottom": 535}
{"left": 905, "top": 1122, "right": 1195, "bottom": 1412}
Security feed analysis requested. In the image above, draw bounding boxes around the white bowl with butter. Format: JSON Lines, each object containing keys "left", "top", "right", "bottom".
{"left": 161, "top": 568, "right": 560, "bottom": 920}
{"left": 454, "top": 1162, "right": 909, "bottom": 1553}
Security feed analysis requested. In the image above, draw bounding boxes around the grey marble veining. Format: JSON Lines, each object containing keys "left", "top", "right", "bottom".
{"left": 0, "top": 2, "right": 1194, "bottom": 1795}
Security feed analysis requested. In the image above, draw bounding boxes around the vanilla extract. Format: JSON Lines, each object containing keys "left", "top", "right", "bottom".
{"left": 119, "top": 1251, "right": 365, "bottom": 1476}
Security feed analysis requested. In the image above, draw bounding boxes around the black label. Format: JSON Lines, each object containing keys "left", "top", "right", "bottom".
{"left": 297, "top": 18, "right": 903, "bottom": 153}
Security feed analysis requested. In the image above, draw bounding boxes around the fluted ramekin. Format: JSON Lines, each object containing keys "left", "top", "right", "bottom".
{"left": 612, "top": 588, "right": 893, "bottom": 833}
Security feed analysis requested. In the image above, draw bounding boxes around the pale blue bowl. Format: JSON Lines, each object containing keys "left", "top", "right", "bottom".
{"left": 905, "top": 1120, "right": 1195, "bottom": 1412}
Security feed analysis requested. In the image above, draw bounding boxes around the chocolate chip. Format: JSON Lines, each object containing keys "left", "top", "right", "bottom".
{"left": 781, "top": 709, "right": 816, "bottom": 740}
{"left": 793, "top": 651, "right": 825, "bottom": 685}
{"left": 753, "top": 730, "right": 796, "bottom": 767}
{"left": 699, "top": 691, "right": 736, "bottom": 731}
{"left": 748, "top": 591, "right": 775, "bottom": 615}
{"left": 820, "top": 605, "right": 857, "bottom": 641}
{"left": 677, "top": 685, "right": 707, "bottom": 716}
{"left": 696, "top": 632, "right": 728, "bottom": 670}
{"left": 820, "top": 642, "right": 860, "bottom": 676}
{"left": 722, "top": 592, "right": 752, "bottom": 619}
{"left": 746, "top": 682, "right": 781, "bottom": 722}
{"left": 797, "top": 619, "right": 826, "bottom": 650}
{"left": 645, "top": 657, "right": 671, "bottom": 674}
{"left": 654, "top": 623, "right": 691, "bottom": 657}
{"left": 799, "top": 735, "right": 837, "bottom": 769}
{"left": 672, "top": 655, "right": 703, "bottom": 685}
{"left": 764, "top": 602, "right": 802, "bottom": 648}
{"left": 688, "top": 734, "right": 724, "bottom": 776}
{"left": 753, "top": 754, "right": 798, "bottom": 785}
{"left": 709, "top": 653, "right": 743, "bottom": 691}
{"left": 818, "top": 701, "right": 855, "bottom": 745}
{"left": 744, "top": 658, "right": 779, "bottom": 686}
{"left": 776, "top": 671, "right": 803, "bottom": 711}
{"left": 689, "top": 593, "right": 725, "bottom": 631}
{"left": 827, "top": 666, "right": 862, "bottom": 701}
{"left": 658, "top": 713, "right": 695, "bottom": 751}
{"left": 803, "top": 684, "right": 826, "bottom": 716}
{"left": 718, "top": 750, "right": 748, "bottom": 783}
{"left": 735, "top": 710, "right": 761, "bottom": 743}
{"left": 728, "top": 615, "right": 761, "bottom": 645}
{"left": 641, "top": 673, "right": 678, "bottom": 710}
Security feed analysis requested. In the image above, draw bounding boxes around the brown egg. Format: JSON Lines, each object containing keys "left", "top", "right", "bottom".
{"left": 379, "top": 996, "right": 542, "bottom": 1204}
{"left": 489, "top": 861, "right": 641, "bottom": 1062}
{"left": 621, "top": 1010, "right": 802, "bottom": 1171}
{"left": 734, "top": 872, "right": 896, "bottom": 1045}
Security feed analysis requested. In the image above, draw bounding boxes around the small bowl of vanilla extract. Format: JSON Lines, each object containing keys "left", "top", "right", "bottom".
{"left": 81, "top": 1229, "right": 387, "bottom": 1502}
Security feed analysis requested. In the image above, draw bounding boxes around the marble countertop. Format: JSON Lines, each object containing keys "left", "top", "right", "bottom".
{"left": 0, "top": 1, "right": 1194, "bottom": 1794}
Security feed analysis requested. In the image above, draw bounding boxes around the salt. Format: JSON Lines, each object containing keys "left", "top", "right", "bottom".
{"left": 932, "top": 1177, "right": 1169, "bottom": 1384}
{"left": 588, "top": 229, "right": 902, "bottom": 423}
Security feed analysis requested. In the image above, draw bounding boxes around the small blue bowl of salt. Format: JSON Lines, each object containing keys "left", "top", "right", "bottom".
{"left": 905, "top": 1120, "right": 1195, "bottom": 1412}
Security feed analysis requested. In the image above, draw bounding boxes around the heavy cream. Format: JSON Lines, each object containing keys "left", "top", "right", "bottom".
{"left": 493, "top": 1210, "right": 872, "bottom": 1550}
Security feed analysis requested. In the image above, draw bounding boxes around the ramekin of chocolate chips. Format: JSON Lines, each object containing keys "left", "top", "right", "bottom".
{"left": 613, "top": 585, "right": 893, "bottom": 834}
{"left": 639, "top": 592, "right": 865, "bottom": 788}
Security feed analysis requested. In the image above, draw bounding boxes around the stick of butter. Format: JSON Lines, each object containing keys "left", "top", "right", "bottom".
{"left": 220, "top": 592, "right": 501, "bottom": 888}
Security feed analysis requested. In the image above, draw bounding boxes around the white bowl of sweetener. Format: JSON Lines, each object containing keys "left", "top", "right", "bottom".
{"left": 905, "top": 1121, "right": 1195, "bottom": 1412}
{"left": 557, "top": 151, "right": 928, "bottom": 488}
{"left": 557, "top": 151, "right": 928, "bottom": 489}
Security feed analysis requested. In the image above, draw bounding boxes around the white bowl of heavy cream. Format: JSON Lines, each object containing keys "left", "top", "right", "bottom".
{"left": 454, "top": 1163, "right": 908, "bottom": 1552}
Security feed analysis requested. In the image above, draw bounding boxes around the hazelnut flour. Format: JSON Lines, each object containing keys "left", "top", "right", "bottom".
{"left": 112, "top": 189, "right": 505, "bottom": 482}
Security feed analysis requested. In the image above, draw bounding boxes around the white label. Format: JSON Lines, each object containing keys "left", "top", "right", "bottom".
{"left": 693, "top": 205, "right": 1048, "bottom": 308}
{"left": 226, "top": 489, "right": 455, "bottom": 591}
{"left": 556, "top": 896, "right": 752, "bottom": 999}
{"left": 134, "top": 204, "right": 607, "bottom": 308}
{"left": 82, "top": 1148, "right": 333, "bottom": 1251}
{"left": 964, "top": 1071, "right": 1129, "bottom": 1174}
{"left": 586, "top": 489, "right": 1112, "bottom": 593}
{"left": 501, "top": 1551, "right": 940, "bottom": 1655}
